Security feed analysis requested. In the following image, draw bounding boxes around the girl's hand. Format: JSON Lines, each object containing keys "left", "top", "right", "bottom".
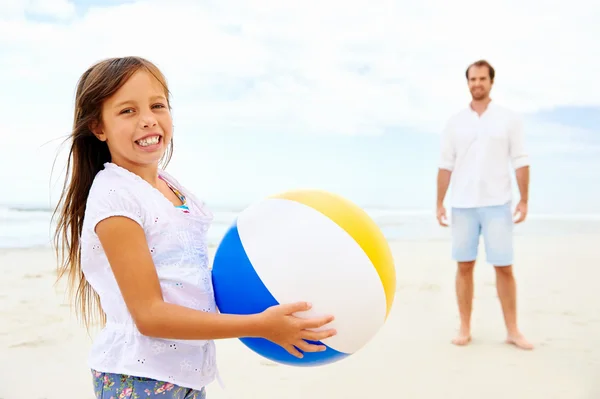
{"left": 257, "top": 302, "right": 337, "bottom": 358}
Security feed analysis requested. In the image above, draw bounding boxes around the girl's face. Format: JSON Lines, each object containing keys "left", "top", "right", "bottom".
{"left": 93, "top": 70, "right": 172, "bottom": 172}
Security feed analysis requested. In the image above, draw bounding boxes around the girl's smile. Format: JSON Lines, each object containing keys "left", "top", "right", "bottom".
{"left": 135, "top": 133, "right": 163, "bottom": 152}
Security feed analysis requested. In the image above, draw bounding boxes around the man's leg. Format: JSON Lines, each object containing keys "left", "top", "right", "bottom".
{"left": 450, "top": 207, "right": 480, "bottom": 345}
{"left": 481, "top": 203, "right": 533, "bottom": 350}
{"left": 454, "top": 260, "right": 475, "bottom": 345}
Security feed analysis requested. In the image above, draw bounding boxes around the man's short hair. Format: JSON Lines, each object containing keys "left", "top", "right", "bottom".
{"left": 466, "top": 60, "right": 495, "bottom": 82}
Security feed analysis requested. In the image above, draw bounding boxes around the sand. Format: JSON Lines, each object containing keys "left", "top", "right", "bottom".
{"left": 1, "top": 231, "right": 599, "bottom": 399}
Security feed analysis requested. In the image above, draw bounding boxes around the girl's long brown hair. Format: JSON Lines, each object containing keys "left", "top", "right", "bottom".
{"left": 52, "top": 56, "right": 173, "bottom": 331}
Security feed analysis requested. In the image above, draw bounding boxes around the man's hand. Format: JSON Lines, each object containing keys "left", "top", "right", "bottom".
{"left": 513, "top": 200, "right": 528, "bottom": 224}
{"left": 437, "top": 204, "right": 449, "bottom": 227}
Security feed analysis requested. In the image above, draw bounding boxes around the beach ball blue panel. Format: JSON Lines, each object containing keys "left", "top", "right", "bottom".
{"left": 211, "top": 222, "right": 348, "bottom": 366}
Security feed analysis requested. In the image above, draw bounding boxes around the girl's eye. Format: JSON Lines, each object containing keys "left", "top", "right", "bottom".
{"left": 119, "top": 104, "right": 166, "bottom": 115}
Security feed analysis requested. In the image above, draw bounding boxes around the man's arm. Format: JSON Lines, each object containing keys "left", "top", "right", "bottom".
{"left": 438, "top": 121, "right": 455, "bottom": 205}
{"left": 436, "top": 121, "right": 455, "bottom": 226}
{"left": 515, "top": 166, "right": 529, "bottom": 203}
{"left": 508, "top": 115, "right": 530, "bottom": 203}
{"left": 509, "top": 115, "right": 530, "bottom": 223}
{"left": 437, "top": 168, "right": 452, "bottom": 207}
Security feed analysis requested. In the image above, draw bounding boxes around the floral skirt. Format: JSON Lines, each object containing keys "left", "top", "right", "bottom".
{"left": 92, "top": 369, "right": 206, "bottom": 399}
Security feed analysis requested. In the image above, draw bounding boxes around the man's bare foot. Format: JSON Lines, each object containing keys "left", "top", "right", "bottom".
{"left": 505, "top": 334, "right": 534, "bottom": 350}
{"left": 451, "top": 329, "right": 472, "bottom": 346}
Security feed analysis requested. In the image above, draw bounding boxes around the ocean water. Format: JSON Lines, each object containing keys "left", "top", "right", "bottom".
{"left": 2, "top": 203, "right": 600, "bottom": 250}
{"left": 0, "top": 204, "right": 440, "bottom": 249}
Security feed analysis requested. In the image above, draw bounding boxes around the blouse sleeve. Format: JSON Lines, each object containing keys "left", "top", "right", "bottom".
{"left": 85, "top": 182, "right": 145, "bottom": 231}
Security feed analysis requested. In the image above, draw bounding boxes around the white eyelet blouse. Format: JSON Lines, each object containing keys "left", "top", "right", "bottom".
{"left": 80, "top": 162, "right": 219, "bottom": 391}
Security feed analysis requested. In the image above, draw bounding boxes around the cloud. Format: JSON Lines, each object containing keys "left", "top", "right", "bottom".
{"left": 1, "top": 0, "right": 599, "bottom": 208}
{"left": 0, "top": 0, "right": 75, "bottom": 21}
{"left": 1, "top": 0, "right": 599, "bottom": 143}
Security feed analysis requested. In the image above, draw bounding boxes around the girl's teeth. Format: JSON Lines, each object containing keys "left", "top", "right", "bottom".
{"left": 137, "top": 136, "right": 160, "bottom": 146}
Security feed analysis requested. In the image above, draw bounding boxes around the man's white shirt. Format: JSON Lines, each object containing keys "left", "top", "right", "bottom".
{"left": 439, "top": 101, "right": 529, "bottom": 209}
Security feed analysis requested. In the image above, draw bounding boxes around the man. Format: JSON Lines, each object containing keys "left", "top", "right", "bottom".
{"left": 436, "top": 59, "right": 533, "bottom": 350}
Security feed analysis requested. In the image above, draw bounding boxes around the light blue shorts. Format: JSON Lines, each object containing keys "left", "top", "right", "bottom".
{"left": 451, "top": 202, "right": 514, "bottom": 266}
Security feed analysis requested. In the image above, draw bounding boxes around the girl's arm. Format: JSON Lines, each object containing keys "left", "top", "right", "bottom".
{"left": 95, "top": 215, "right": 336, "bottom": 357}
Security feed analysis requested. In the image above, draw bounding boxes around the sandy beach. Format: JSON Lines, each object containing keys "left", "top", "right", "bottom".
{"left": 1, "top": 230, "right": 599, "bottom": 399}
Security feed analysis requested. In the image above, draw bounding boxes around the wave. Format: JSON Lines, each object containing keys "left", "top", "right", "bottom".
{"left": 0, "top": 205, "right": 55, "bottom": 223}
{"left": 2, "top": 203, "right": 600, "bottom": 223}
{"left": 0, "top": 204, "right": 54, "bottom": 213}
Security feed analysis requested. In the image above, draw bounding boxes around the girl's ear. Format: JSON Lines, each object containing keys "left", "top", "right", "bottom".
{"left": 89, "top": 120, "right": 106, "bottom": 142}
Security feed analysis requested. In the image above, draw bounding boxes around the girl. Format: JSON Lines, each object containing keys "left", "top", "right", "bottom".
{"left": 52, "top": 56, "right": 337, "bottom": 399}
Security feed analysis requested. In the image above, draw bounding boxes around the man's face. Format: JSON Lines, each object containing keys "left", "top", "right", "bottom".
{"left": 467, "top": 65, "right": 493, "bottom": 101}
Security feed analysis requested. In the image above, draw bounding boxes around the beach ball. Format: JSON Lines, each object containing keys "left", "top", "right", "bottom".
{"left": 211, "top": 189, "right": 396, "bottom": 366}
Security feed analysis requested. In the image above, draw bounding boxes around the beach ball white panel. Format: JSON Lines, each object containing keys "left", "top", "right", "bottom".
{"left": 237, "top": 197, "right": 387, "bottom": 354}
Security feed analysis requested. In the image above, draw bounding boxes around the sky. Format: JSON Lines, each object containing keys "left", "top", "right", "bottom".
{"left": 1, "top": 0, "right": 599, "bottom": 213}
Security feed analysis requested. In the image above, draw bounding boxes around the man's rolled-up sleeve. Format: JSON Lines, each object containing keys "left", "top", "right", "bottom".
{"left": 509, "top": 116, "right": 530, "bottom": 169}
{"left": 439, "top": 121, "right": 455, "bottom": 171}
